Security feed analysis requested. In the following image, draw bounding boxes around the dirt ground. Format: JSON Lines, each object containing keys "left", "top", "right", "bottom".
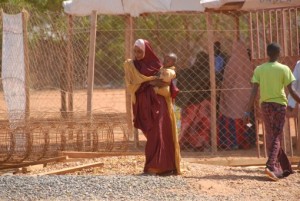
{"left": 0, "top": 89, "right": 127, "bottom": 118}
{"left": 15, "top": 154, "right": 300, "bottom": 201}
{"left": 182, "top": 160, "right": 300, "bottom": 201}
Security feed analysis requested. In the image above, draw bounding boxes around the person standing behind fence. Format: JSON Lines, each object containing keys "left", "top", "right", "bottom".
{"left": 215, "top": 41, "right": 228, "bottom": 115}
{"left": 214, "top": 41, "right": 228, "bottom": 85}
{"left": 219, "top": 41, "right": 255, "bottom": 150}
{"left": 123, "top": 39, "right": 180, "bottom": 176}
{"left": 176, "top": 51, "right": 211, "bottom": 150}
{"left": 243, "top": 42, "right": 300, "bottom": 181}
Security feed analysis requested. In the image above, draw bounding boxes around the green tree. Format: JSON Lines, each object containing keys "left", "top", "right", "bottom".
{"left": 0, "top": 0, "right": 64, "bottom": 11}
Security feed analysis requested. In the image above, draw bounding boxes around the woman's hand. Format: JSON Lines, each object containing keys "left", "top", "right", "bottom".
{"left": 149, "top": 79, "right": 170, "bottom": 87}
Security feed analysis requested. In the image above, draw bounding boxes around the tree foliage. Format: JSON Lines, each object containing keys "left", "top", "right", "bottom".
{"left": 0, "top": 0, "right": 64, "bottom": 11}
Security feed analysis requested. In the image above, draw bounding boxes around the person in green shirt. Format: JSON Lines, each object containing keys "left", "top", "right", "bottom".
{"left": 243, "top": 42, "right": 300, "bottom": 181}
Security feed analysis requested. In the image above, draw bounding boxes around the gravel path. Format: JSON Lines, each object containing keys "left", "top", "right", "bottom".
{"left": 0, "top": 175, "right": 207, "bottom": 201}
{"left": 0, "top": 156, "right": 299, "bottom": 201}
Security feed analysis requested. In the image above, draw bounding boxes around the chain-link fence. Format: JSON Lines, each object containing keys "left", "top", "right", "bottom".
{"left": 0, "top": 3, "right": 300, "bottom": 163}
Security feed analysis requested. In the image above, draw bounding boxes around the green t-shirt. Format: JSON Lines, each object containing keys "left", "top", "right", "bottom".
{"left": 251, "top": 61, "right": 295, "bottom": 106}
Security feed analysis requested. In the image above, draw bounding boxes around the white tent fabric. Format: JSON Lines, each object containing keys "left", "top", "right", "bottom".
{"left": 63, "top": 0, "right": 300, "bottom": 16}
{"left": 123, "top": 0, "right": 171, "bottom": 17}
{"left": 199, "top": 0, "right": 244, "bottom": 9}
{"left": 63, "top": 0, "right": 206, "bottom": 16}
{"left": 63, "top": 0, "right": 173, "bottom": 17}
{"left": 242, "top": 0, "right": 300, "bottom": 10}
{"left": 2, "top": 13, "right": 26, "bottom": 124}
{"left": 170, "top": 0, "right": 205, "bottom": 12}
{"left": 63, "top": 0, "right": 125, "bottom": 16}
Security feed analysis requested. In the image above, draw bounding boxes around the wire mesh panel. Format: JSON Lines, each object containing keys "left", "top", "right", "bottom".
{"left": 0, "top": 4, "right": 129, "bottom": 163}
{"left": 135, "top": 14, "right": 211, "bottom": 151}
{"left": 133, "top": 10, "right": 300, "bottom": 155}
{"left": 133, "top": 12, "right": 256, "bottom": 152}
{"left": 0, "top": 121, "right": 12, "bottom": 163}
{"left": 211, "top": 12, "right": 256, "bottom": 151}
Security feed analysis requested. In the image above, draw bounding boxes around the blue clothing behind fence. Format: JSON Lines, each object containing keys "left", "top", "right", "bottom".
{"left": 215, "top": 55, "right": 225, "bottom": 73}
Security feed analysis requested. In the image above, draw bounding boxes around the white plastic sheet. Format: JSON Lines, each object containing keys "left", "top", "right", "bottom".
{"left": 2, "top": 13, "right": 26, "bottom": 124}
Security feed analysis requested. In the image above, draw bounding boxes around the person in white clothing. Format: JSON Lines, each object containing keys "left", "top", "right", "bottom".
{"left": 287, "top": 60, "right": 300, "bottom": 110}
{"left": 287, "top": 60, "right": 300, "bottom": 170}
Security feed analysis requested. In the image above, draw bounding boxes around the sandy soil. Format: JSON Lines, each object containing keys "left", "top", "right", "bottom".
{"left": 0, "top": 88, "right": 127, "bottom": 116}
{"left": 13, "top": 155, "right": 300, "bottom": 201}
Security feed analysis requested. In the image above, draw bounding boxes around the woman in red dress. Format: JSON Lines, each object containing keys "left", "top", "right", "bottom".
{"left": 124, "top": 39, "right": 180, "bottom": 175}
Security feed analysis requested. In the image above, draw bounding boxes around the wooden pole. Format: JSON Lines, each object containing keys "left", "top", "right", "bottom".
{"left": 67, "top": 15, "right": 74, "bottom": 116}
{"left": 184, "top": 16, "right": 192, "bottom": 68}
{"left": 291, "top": 8, "right": 300, "bottom": 155}
{"left": 87, "top": 10, "right": 98, "bottom": 116}
{"left": 249, "top": 12, "right": 254, "bottom": 59}
{"left": 269, "top": 11, "right": 272, "bottom": 46}
{"left": 21, "top": 10, "right": 31, "bottom": 162}
{"left": 86, "top": 11, "right": 97, "bottom": 148}
{"left": 185, "top": 156, "right": 300, "bottom": 167}
{"left": 256, "top": 12, "right": 260, "bottom": 59}
{"left": 276, "top": 11, "right": 279, "bottom": 44}
{"left": 262, "top": 11, "right": 267, "bottom": 58}
{"left": 288, "top": 9, "right": 293, "bottom": 56}
{"left": 22, "top": 10, "right": 30, "bottom": 121}
{"left": 255, "top": 119, "right": 261, "bottom": 158}
{"left": 249, "top": 12, "right": 261, "bottom": 157}
{"left": 296, "top": 9, "right": 299, "bottom": 55}
{"left": 60, "top": 15, "right": 67, "bottom": 118}
{"left": 38, "top": 162, "right": 104, "bottom": 175}
{"left": 288, "top": 118, "right": 293, "bottom": 156}
{"left": 60, "top": 151, "right": 143, "bottom": 158}
{"left": 124, "top": 15, "right": 135, "bottom": 146}
{"left": 297, "top": 105, "right": 300, "bottom": 154}
{"left": 282, "top": 10, "right": 291, "bottom": 155}
{"left": 282, "top": 9, "right": 287, "bottom": 57}
{"left": 235, "top": 14, "right": 240, "bottom": 41}
{"left": 282, "top": 117, "right": 291, "bottom": 155}
{"left": 262, "top": 122, "right": 267, "bottom": 158}
{"left": 60, "top": 71, "right": 67, "bottom": 117}
{"left": 206, "top": 12, "right": 217, "bottom": 153}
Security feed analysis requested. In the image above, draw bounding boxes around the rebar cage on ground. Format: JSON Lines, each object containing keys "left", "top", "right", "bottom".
{"left": 0, "top": 112, "right": 129, "bottom": 163}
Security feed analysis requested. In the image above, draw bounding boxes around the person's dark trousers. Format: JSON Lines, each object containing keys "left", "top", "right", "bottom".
{"left": 261, "top": 102, "right": 293, "bottom": 177}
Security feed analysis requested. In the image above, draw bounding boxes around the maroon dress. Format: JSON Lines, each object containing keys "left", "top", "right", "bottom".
{"left": 132, "top": 40, "right": 177, "bottom": 174}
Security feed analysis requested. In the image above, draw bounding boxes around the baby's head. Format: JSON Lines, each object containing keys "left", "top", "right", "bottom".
{"left": 163, "top": 53, "right": 177, "bottom": 68}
